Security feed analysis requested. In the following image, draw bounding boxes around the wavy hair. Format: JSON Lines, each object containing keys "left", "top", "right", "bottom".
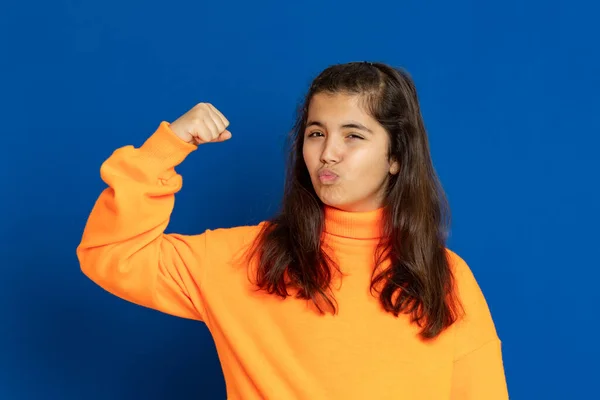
{"left": 246, "top": 61, "right": 461, "bottom": 339}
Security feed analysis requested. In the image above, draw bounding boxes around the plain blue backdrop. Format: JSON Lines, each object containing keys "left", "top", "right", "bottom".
{"left": 1, "top": 0, "right": 598, "bottom": 398}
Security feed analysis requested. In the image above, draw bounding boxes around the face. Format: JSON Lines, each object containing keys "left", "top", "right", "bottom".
{"left": 302, "top": 92, "right": 399, "bottom": 212}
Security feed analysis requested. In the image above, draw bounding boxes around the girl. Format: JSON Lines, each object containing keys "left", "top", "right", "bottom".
{"left": 77, "top": 61, "right": 508, "bottom": 399}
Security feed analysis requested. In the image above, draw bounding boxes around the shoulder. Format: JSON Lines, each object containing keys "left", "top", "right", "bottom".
{"left": 444, "top": 247, "right": 488, "bottom": 307}
{"left": 445, "top": 247, "right": 468, "bottom": 271}
{"left": 444, "top": 247, "right": 480, "bottom": 293}
{"left": 444, "top": 247, "right": 500, "bottom": 354}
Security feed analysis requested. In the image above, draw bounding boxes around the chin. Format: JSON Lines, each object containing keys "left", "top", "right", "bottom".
{"left": 315, "top": 192, "right": 351, "bottom": 210}
{"left": 312, "top": 180, "right": 356, "bottom": 210}
{"left": 317, "top": 191, "right": 380, "bottom": 212}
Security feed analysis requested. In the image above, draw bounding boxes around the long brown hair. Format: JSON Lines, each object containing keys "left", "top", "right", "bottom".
{"left": 246, "top": 61, "right": 461, "bottom": 339}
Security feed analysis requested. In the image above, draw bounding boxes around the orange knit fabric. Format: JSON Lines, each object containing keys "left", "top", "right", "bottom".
{"left": 77, "top": 122, "right": 509, "bottom": 399}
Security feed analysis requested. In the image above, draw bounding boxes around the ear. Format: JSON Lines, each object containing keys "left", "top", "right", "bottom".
{"left": 389, "top": 159, "right": 400, "bottom": 175}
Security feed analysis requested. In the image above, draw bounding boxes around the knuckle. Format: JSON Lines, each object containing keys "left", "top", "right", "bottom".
{"left": 194, "top": 102, "right": 209, "bottom": 112}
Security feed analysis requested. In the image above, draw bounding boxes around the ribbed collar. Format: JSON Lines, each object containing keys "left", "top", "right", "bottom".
{"left": 323, "top": 206, "right": 384, "bottom": 240}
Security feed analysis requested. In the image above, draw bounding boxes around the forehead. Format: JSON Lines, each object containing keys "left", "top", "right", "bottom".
{"left": 307, "top": 92, "right": 370, "bottom": 122}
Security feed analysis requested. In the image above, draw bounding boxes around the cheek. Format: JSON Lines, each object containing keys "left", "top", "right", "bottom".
{"left": 348, "top": 151, "right": 389, "bottom": 181}
{"left": 302, "top": 143, "right": 318, "bottom": 170}
{"left": 346, "top": 150, "right": 373, "bottom": 173}
{"left": 302, "top": 144, "right": 309, "bottom": 166}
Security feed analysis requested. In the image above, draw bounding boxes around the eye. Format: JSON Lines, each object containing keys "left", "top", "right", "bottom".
{"left": 307, "top": 131, "right": 324, "bottom": 137}
{"left": 347, "top": 133, "right": 364, "bottom": 140}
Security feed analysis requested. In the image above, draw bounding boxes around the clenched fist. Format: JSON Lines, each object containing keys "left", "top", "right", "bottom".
{"left": 169, "top": 103, "right": 232, "bottom": 145}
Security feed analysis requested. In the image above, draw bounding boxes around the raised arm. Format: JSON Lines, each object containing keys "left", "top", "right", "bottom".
{"left": 76, "top": 103, "right": 232, "bottom": 321}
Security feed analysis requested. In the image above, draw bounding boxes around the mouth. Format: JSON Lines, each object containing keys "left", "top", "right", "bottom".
{"left": 317, "top": 169, "right": 339, "bottom": 183}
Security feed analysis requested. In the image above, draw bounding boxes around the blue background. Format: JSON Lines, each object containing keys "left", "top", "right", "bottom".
{"left": 1, "top": 0, "right": 598, "bottom": 398}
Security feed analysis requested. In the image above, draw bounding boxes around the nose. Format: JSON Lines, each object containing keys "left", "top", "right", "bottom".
{"left": 320, "top": 136, "right": 341, "bottom": 164}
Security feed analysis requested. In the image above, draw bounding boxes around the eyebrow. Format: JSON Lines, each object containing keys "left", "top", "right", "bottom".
{"left": 306, "top": 120, "right": 373, "bottom": 134}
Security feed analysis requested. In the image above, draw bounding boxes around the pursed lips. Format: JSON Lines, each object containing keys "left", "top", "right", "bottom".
{"left": 317, "top": 169, "right": 339, "bottom": 183}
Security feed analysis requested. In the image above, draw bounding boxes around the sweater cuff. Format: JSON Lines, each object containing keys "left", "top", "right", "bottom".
{"left": 138, "top": 121, "right": 198, "bottom": 167}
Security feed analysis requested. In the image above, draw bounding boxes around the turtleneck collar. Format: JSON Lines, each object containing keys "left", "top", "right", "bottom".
{"left": 323, "top": 206, "right": 384, "bottom": 240}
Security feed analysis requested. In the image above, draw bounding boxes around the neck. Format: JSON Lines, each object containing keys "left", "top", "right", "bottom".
{"left": 323, "top": 206, "right": 384, "bottom": 240}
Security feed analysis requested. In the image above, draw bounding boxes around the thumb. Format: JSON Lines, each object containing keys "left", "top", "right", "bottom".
{"left": 213, "top": 129, "right": 232, "bottom": 142}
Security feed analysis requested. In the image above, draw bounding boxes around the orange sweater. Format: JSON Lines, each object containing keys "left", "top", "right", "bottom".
{"left": 77, "top": 121, "right": 509, "bottom": 399}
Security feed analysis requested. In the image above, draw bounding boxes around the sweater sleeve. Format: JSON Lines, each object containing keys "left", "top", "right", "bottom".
{"left": 76, "top": 121, "right": 210, "bottom": 321}
{"left": 447, "top": 250, "right": 509, "bottom": 399}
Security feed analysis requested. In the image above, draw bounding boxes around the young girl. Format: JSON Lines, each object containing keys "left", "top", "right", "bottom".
{"left": 77, "top": 61, "right": 508, "bottom": 399}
